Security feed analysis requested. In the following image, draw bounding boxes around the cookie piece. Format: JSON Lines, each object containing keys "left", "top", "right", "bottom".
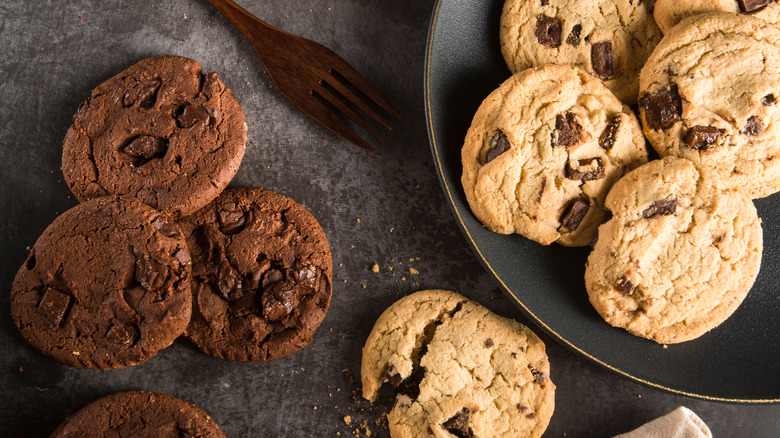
{"left": 585, "top": 157, "right": 762, "bottom": 344}
{"left": 499, "top": 0, "right": 662, "bottom": 104}
{"left": 361, "top": 290, "right": 555, "bottom": 438}
{"left": 62, "top": 55, "right": 247, "bottom": 218}
{"left": 653, "top": 0, "right": 780, "bottom": 34}
{"left": 178, "top": 187, "right": 332, "bottom": 361}
{"left": 11, "top": 196, "right": 192, "bottom": 369}
{"left": 50, "top": 390, "right": 225, "bottom": 437}
{"left": 461, "top": 65, "right": 648, "bottom": 247}
{"left": 638, "top": 12, "right": 780, "bottom": 198}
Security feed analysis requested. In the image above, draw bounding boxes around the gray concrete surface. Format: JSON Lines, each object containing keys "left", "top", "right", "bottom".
{"left": 1, "top": 1, "right": 778, "bottom": 436}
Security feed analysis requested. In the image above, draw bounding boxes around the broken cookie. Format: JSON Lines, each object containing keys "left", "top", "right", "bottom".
{"left": 361, "top": 290, "right": 555, "bottom": 438}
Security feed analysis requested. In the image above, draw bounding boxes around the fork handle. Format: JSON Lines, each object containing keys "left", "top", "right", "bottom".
{"left": 205, "top": 0, "right": 278, "bottom": 47}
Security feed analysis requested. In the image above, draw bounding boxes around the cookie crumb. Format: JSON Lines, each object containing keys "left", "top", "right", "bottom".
{"left": 409, "top": 268, "right": 419, "bottom": 275}
{"left": 371, "top": 264, "right": 379, "bottom": 273}
{"left": 356, "top": 218, "right": 361, "bottom": 223}
{"left": 344, "top": 415, "right": 352, "bottom": 425}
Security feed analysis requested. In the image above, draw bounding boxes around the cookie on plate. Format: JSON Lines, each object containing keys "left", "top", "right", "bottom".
{"left": 361, "top": 290, "right": 554, "bottom": 438}
{"left": 178, "top": 187, "right": 332, "bottom": 361}
{"left": 62, "top": 55, "right": 247, "bottom": 218}
{"left": 50, "top": 390, "right": 225, "bottom": 437}
{"left": 499, "top": 0, "right": 662, "bottom": 104}
{"left": 653, "top": 0, "right": 780, "bottom": 34}
{"left": 461, "top": 64, "right": 649, "bottom": 247}
{"left": 11, "top": 196, "right": 192, "bottom": 369}
{"left": 585, "top": 157, "right": 762, "bottom": 344}
{"left": 638, "top": 12, "right": 780, "bottom": 198}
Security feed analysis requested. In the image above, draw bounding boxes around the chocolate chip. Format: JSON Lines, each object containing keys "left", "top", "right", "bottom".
{"left": 106, "top": 321, "right": 138, "bottom": 346}
{"left": 616, "top": 276, "right": 635, "bottom": 294}
{"left": 591, "top": 41, "right": 616, "bottom": 79}
{"left": 135, "top": 254, "right": 169, "bottom": 291}
{"left": 560, "top": 197, "right": 590, "bottom": 230}
{"left": 566, "top": 24, "right": 582, "bottom": 46}
{"left": 201, "top": 72, "right": 223, "bottom": 99}
{"left": 684, "top": 126, "right": 724, "bottom": 150}
{"left": 535, "top": 15, "right": 562, "bottom": 47}
{"left": 554, "top": 113, "right": 583, "bottom": 147}
{"left": 37, "top": 287, "right": 72, "bottom": 327}
{"left": 176, "top": 105, "right": 210, "bottom": 129}
{"left": 541, "top": 0, "right": 549, "bottom": 5}
{"left": 526, "top": 412, "right": 536, "bottom": 419}
{"left": 484, "top": 338, "right": 494, "bottom": 348}
{"left": 442, "top": 408, "right": 474, "bottom": 438}
{"left": 215, "top": 260, "right": 245, "bottom": 301}
{"left": 262, "top": 268, "right": 284, "bottom": 287}
{"left": 639, "top": 85, "right": 683, "bottom": 130}
{"left": 600, "top": 115, "right": 621, "bottom": 149}
{"left": 261, "top": 280, "right": 300, "bottom": 321}
{"left": 517, "top": 404, "right": 527, "bottom": 412}
{"left": 486, "top": 129, "right": 511, "bottom": 163}
{"left": 743, "top": 116, "right": 765, "bottom": 136}
{"left": 642, "top": 198, "right": 677, "bottom": 218}
{"left": 565, "top": 158, "right": 605, "bottom": 181}
{"left": 217, "top": 207, "right": 247, "bottom": 235}
{"left": 738, "top": 0, "right": 772, "bottom": 13}
{"left": 151, "top": 216, "right": 179, "bottom": 238}
{"left": 529, "top": 365, "right": 547, "bottom": 385}
{"left": 123, "top": 135, "right": 168, "bottom": 167}
{"left": 763, "top": 94, "right": 776, "bottom": 106}
{"left": 294, "top": 263, "right": 320, "bottom": 294}
{"left": 383, "top": 365, "right": 404, "bottom": 387}
{"left": 123, "top": 78, "right": 161, "bottom": 108}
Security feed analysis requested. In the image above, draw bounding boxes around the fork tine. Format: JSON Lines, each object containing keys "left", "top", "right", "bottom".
{"left": 315, "top": 84, "right": 383, "bottom": 139}
{"left": 328, "top": 57, "right": 402, "bottom": 120}
{"left": 289, "top": 92, "right": 375, "bottom": 152}
{"left": 322, "top": 75, "right": 392, "bottom": 130}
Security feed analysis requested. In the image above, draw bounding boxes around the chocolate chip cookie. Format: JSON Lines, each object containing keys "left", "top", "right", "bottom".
{"left": 361, "top": 290, "right": 555, "bottom": 438}
{"left": 11, "top": 196, "right": 192, "bottom": 369}
{"left": 500, "top": 0, "right": 662, "bottom": 104}
{"left": 585, "top": 157, "right": 763, "bottom": 344}
{"left": 62, "top": 55, "right": 247, "bottom": 218}
{"left": 653, "top": 0, "right": 780, "bottom": 34}
{"left": 178, "top": 187, "right": 332, "bottom": 361}
{"left": 638, "top": 12, "right": 780, "bottom": 198}
{"left": 50, "top": 390, "right": 225, "bottom": 437}
{"left": 461, "top": 65, "right": 648, "bottom": 247}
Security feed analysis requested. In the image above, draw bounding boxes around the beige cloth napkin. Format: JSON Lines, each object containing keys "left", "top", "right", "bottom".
{"left": 613, "top": 406, "right": 713, "bottom": 438}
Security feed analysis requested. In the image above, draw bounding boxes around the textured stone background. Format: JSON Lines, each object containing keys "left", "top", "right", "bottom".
{"left": 1, "top": 0, "right": 778, "bottom": 436}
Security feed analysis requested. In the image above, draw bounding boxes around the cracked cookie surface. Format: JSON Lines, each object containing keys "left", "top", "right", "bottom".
{"left": 11, "top": 196, "right": 192, "bottom": 369}
{"left": 584, "top": 157, "right": 762, "bottom": 344}
{"left": 361, "top": 290, "right": 554, "bottom": 438}
{"left": 461, "top": 65, "right": 648, "bottom": 247}
{"left": 50, "top": 390, "right": 225, "bottom": 437}
{"left": 178, "top": 187, "right": 332, "bottom": 361}
{"left": 653, "top": 0, "right": 780, "bottom": 34}
{"left": 500, "top": 0, "right": 662, "bottom": 104}
{"left": 638, "top": 12, "right": 780, "bottom": 198}
{"left": 62, "top": 55, "right": 247, "bottom": 218}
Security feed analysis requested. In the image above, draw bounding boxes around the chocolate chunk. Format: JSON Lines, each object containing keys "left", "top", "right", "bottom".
{"left": 176, "top": 105, "right": 210, "bottom": 129}
{"left": 262, "top": 268, "right": 284, "bottom": 287}
{"left": 442, "top": 408, "right": 474, "bottom": 438}
{"left": 484, "top": 338, "right": 494, "bottom": 348}
{"left": 486, "top": 129, "right": 511, "bottom": 163}
{"left": 642, "top": 198, "right": 677, "bottom": 218}
{"left": 261, "top": 280, "right": 300, "bottom": 321}
{"left": 535, "top": 15, "right": 562, "bottom": 47}
{"left": 528, "top": 365, "right": 547, "bottom": 386}
{"left": 123, "top": 135, "right": 168, "bottom": 167}
{"left": 684, "top": 126, "right": 724, "bottom": 150}
{"left": 560, "top": 197, "right": 590, "bottom": 230}
{"left": 201, "top": 72, "right": 223, "bottom": 99}
{"left": 151, "top": 215, "right": 180, "bottom": 238}
{"left": 600, "top": 115, "right": 621, "bottom": 149}
{"left": 738, "top": 0, "right": 772, "bottom": 13}
{"left": 38, "top": 287, "right": 72, "bottom": 327}
{"left": 639, "top": 85, "right": 683, "bottom": 130}
{"left": 294, "top": 263, "right": 321, "bottom": 293}
{"left": 382, "top": 365, "right": 404, "bottom": 387}
{"left": 217, "top": 204, "right": 247, "bottom": 235}
{"left": 565, "top": 158, "right": 605, "bottom": 181}
{"left": 135, "top": 254, "right": 169, "bottom": 291}
{"left": 554, "top": 113, "right": 583, "bottom": 146}
{"left": 591, "top": 42, "right": 616, "bottom": 79}
{"left": 517, "top": 404, "right": 527, "bottom": 412}
{"left": 616, "top": 276, "right": 635, "bottom": 294}
{"left": 541, "top": 0, "right": 549, "bottom": 5}
{"left": 106, "top": 321, "right": 138, "bottom": 346}
{"left": 566, "top": 24, "right": 582, "bottom": 46}
{"left": 215, "top": 260, "right": 245, "bottom": 301}
{"left": 123, "top": 78, "right": 161, "bottom": 108}
{"left": 763, "top": 94, "right": 776, "bottom": 106}
{"left": 743, "top": 116, "right": 765, "bottom": 136}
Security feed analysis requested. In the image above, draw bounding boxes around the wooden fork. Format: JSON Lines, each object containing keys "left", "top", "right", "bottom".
{"left": 205, "top": 0, "right": 401, "bottom": 152}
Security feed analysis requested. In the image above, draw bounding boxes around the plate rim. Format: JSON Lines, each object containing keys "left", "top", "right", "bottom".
{"left": 423, "top": 0, "right": 779, "bottom": 404}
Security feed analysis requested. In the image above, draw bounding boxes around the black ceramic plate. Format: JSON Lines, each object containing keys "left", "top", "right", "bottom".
{"left": 424, "top": 0, "right": 780, "bottom": 402}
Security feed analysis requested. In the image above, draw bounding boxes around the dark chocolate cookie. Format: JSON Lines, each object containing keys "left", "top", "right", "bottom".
{"left": 11, "top": 196, "right": 192, "bottom": 369}
{"left": 62, "top": 55, "right": 247, "bottom": 218}
{"left": 50, "top": 390, "right": 225, "bottom": 437}
{"left": 178, "top": 187, "right": 332, "bottom": 361}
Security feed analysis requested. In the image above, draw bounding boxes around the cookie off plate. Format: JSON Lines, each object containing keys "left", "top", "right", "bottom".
{"left": 424, "top": 0, "right": 780, "bottom": 402}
